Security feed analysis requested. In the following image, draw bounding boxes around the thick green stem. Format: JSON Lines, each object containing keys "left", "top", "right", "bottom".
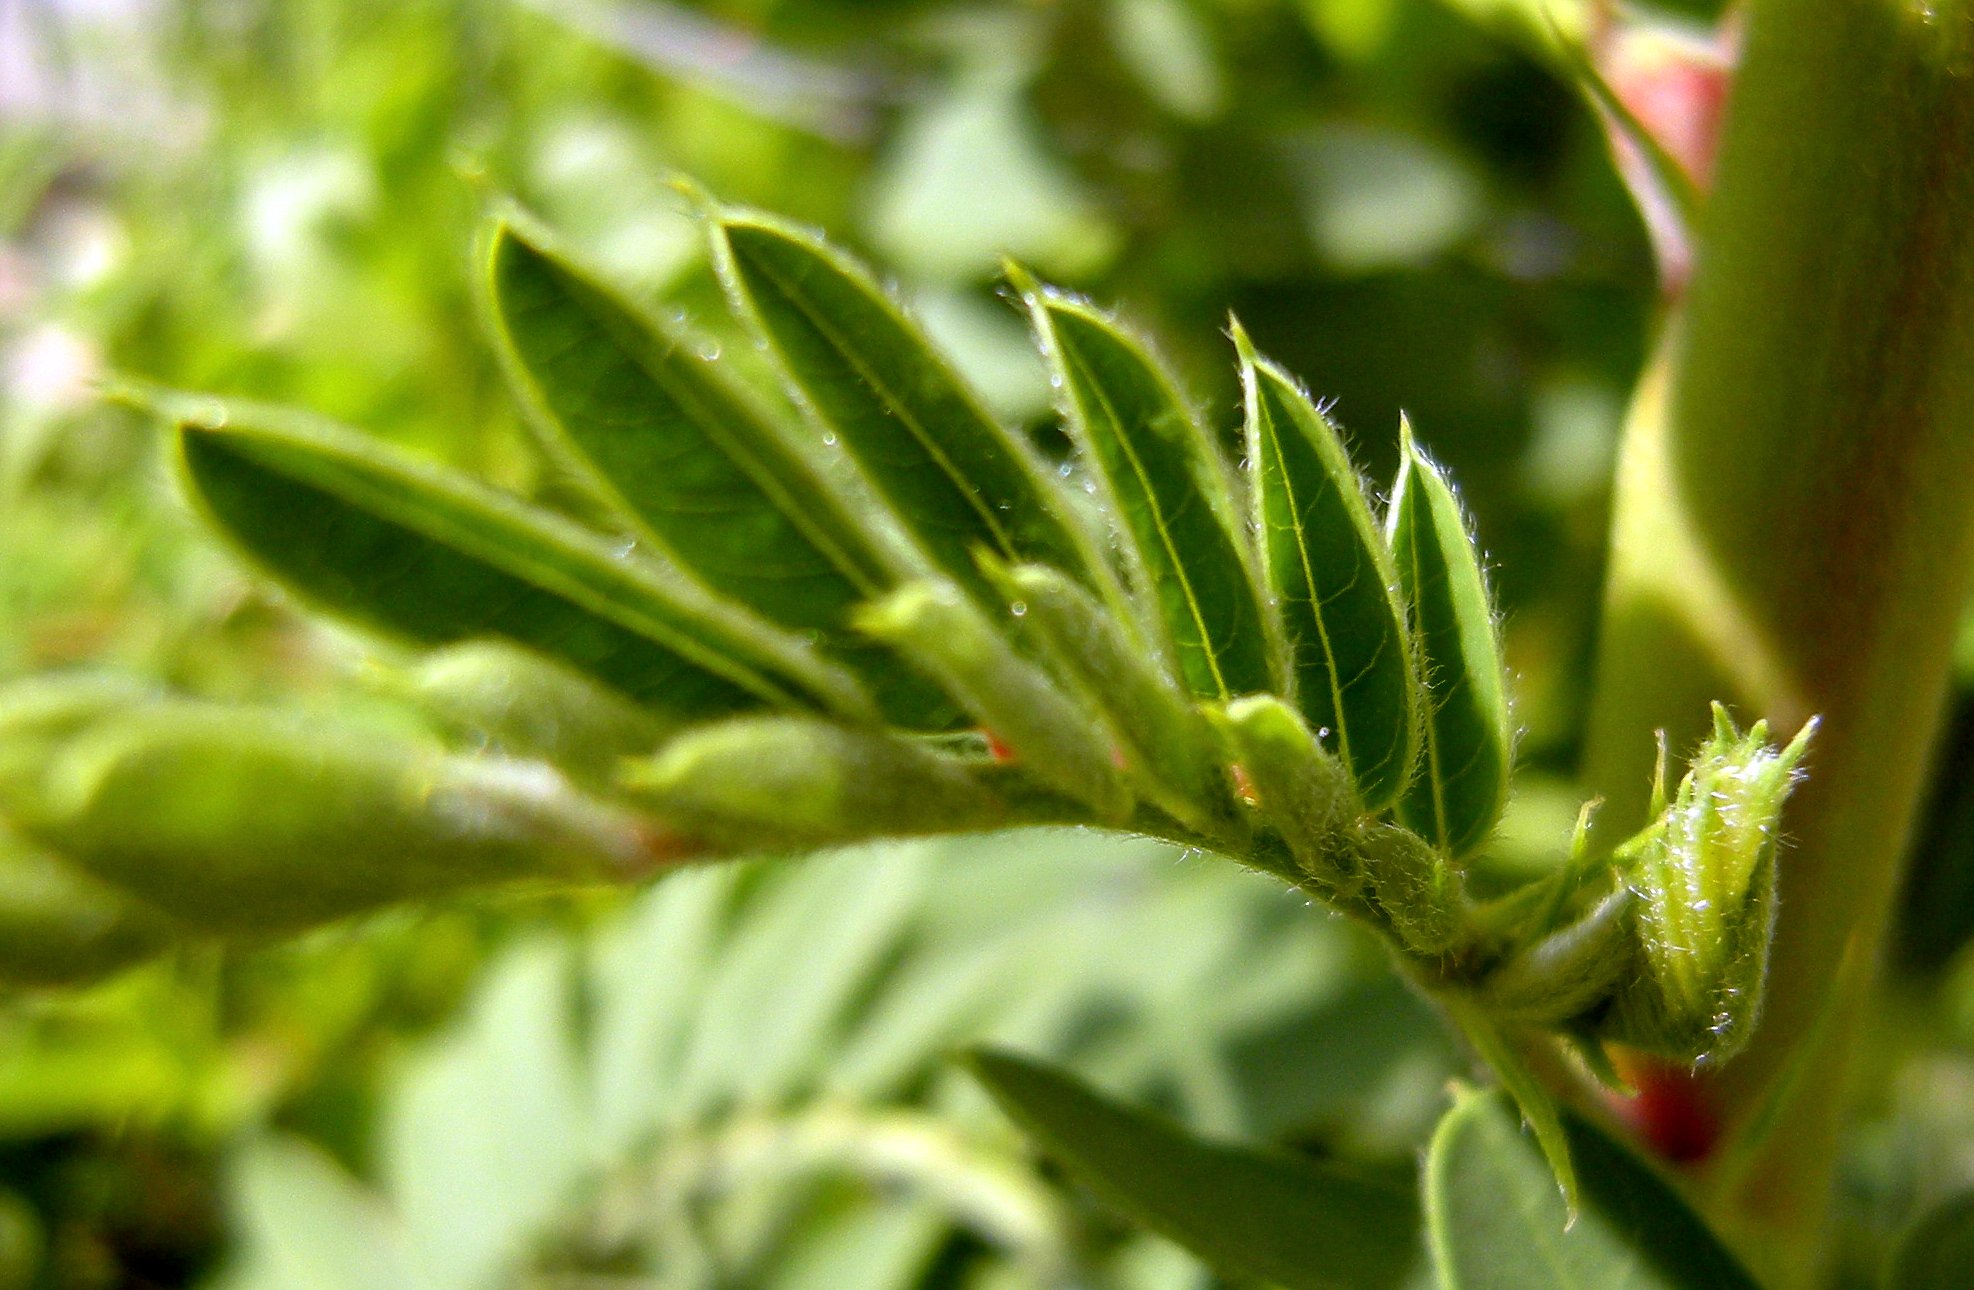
{"left": 1582, "top": 1, "right": 1974, "bottom": 1283}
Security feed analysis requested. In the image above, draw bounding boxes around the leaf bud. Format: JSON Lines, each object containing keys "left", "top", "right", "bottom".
{"left": 1603, "top": 705, "right": 1816, "bottom": 1064}
{"left": 621, "top": 716, "right": 1011, "bottom": 851}
{"left": 1208, "top": 696, "right": 1357, "bottom": 892}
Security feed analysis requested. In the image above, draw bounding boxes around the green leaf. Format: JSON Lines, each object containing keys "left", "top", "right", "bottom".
{"left": 405, "top": 641, "right": 677, "bottom": 781}
{"left": 1208, "top": 695, "right": 1355, "bottom": 891}
{"left": 967, "top": 1047, "right": 1422, "bottom": 1290}
{"left": 3, "top": 699, "right": 668, "bottom": 933}
{"left": 1424, "top": 1089, "right": 1759, "bottom": 1290}
{"left": 1238, "top": 327, "right": 1418, "bottom": 809}
{"left": 1887, "top": 1192, "right": 1974, "bottom": 1290}
{"left": 230, "top": 1135, "right": 434, "bottom": 1290}
{"left": 1387, "top": 424, "right": 1511, "bottom": 858}
{"left": 857, "top": 582, "right": 1132, "bottom": 823}
{"left": 981, "top": 558, "right": 1239, "bottom": 842}
{"left": 482, "top": 219, "right": 952, "bottom": 729}
{"left": 621, "top": 716, "right": 1017, "bottom": 851}
{"left": 1440, "top": 998, "right": 1578, "bottom": 1216}
{"left": 174, "top": 406, "right": 872, "bottom": 724}
{"left": 1016, "top": 272, "right": 1276, "bottom": 701}
{"left": 708, "top": 211, "right": 1104, "bottom": 604}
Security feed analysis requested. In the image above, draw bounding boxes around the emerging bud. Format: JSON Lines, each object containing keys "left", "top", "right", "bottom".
{"left": 622, "top": 716, "right": 1013, "bottom": 851}
{"left": 1605, "top": 705, "right": 1816, "bottom": 1065}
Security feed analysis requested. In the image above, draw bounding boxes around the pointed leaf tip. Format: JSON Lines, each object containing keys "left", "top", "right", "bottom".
{"left": 1243, "top": 343, "right": 1419, "bottom": 808}
{"left": 1387, "top": 430, "right": 1511, "bottom": 858}
{"left": 1026, "top": 289, "right": 1276, "bottom": 701}
{"left": 710, "top": 212, "right": 1105, "bottom": 604}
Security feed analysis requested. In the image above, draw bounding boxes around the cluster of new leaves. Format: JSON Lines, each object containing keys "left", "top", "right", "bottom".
{"left": 179, "top": 206, "right": 1522, "bottom": 954}
{"left": 0, "top": 199, "right": 1811, "bottom": 1207}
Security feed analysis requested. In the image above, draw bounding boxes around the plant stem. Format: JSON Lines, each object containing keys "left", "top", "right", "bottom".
{"left": 1580, "top": 0, "right": 1974, "bottom": 1283}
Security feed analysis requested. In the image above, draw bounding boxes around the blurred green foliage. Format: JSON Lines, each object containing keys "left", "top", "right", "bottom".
{"left": 1, "top": 0, "right": 1965, "bottom": 1286}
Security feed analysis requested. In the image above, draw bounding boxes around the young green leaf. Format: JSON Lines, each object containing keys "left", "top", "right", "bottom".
{"left": 1238, "top": 327, "right": 1418, "bottom": 809}
{"left": 1440, "top": 998, "right": 1579, "bottom": 1217}
{"left": 482, "top": 220, "right": 953, "bottom": 729}
{"left": 981, "top": 559, "right": 1239, "bottom": 842}
{"left": 708, "top": 211, "right": 1104, "bottom": 604}
{"left": 1424, "top": 1089, "right": 1758, "bottom": 1290}
{"left": 967, "top": 1047, "right": 1422, "bottom": 1290}
{"left": 2, "top": 700, "right": 673, "bottom": 933}
{"left": 1387, "top": 424, "right": 1511, "bottom": 858}
{"left": 621, "top": 716, "right": 1018, "bottom": 851}
{"left": 405, "top": 641, "right": 678, "bottom": 782}
{"left": 857, "top": 582, "right": 1131, "bottom": 823}
{"left": 1209, "top": 695, "right": 1357, "bottom": 892}
{"left": 1605, "top": 708, "right": 1814, "bottom": 1064}
{"left": 1017, "top": 275, "right": 1276, "bottom": 701}
{"left": 175, "top": 407, "right": 872, "bottom": 724}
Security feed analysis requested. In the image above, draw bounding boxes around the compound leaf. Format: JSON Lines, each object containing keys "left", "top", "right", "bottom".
{"left": 483, "top": 220, "right": 951, "bottom": 729}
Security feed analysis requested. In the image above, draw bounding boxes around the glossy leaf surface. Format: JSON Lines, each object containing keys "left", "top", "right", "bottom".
{"left": 484, "top": 223, "right": 950, "bottom": 728}
{"left": 1387, "top": 428, "right": 1511, "bottom": 857}
{"left": 177, "top": 410, "right": 869, "bottom": 722}
{"left": 968, "top": 1047, "right": 1422, "bottom": 1290}
{"left": 711, "top": 213, "right": 1099, "bottom": 602}
{"left": 1425, "top": 1089, "right": 1758, "bottom": 1290}
{"left": 1021, "top": 282, "right": 1275, "bottom": 701}
{"left": 1240, "top": 329, "right": 1417, "bottom": 808}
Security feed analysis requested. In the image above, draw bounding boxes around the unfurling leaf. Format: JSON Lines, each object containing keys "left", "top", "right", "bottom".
{"left": 621, "top": 716, "right": 1018, "bottom": 850}
{"left": 404, "top": 641, "right": 677, "bottom": 780}
{"left": 857, "top": 582, "right": 1132, "bottom": 823}
{"left": 1238, "top": 326, "right": 1419, "bottom": 810}
{"left": 1387, "top": 424, "right": 1511, "bottom": 858}
{"left": 1016, "top": 271, "right": 1277, "bottom": 702}
{"left": 1354, "top": 822, "right": 1468, "bottom": 955}
{"left": 175, "top": 407, "right": 872, "bottom": 724}
{"left": 709, "top": 212, "right": 1105, "bottom": 605}
{"left": 968, "top": 1048, "right": 1422, "bottom": 1290}
{"left": 484, "top": 219, "right": 953, "bottom": 729}
{"left": 0, "top": 689, "right": 670, "bottom": 933}
{"left": 1606, "top": 706, "right": 1815, "bottom": 1064}
{"left": 1209, "top": 695, "right": 1356, "bottom": 892}
{"left": 982, "top": 559, "right": 1238, "bottom": 842}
